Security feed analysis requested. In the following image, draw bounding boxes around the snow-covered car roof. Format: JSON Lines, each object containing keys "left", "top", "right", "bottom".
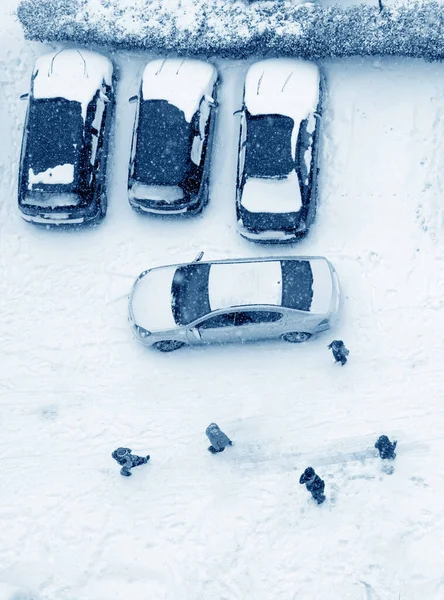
{"left": 141, "top": 58, "right": 217, "bottom": 123}
{"left": 130, "top": 257, "right": 334, "bottom": 331}
{"left": 244, "top": 58, "right": 320, "bottom": 121}
{"left": 32, "top": 49, "right": 113, "bottom": 118}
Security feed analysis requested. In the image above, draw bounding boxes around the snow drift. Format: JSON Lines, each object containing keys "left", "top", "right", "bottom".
{"left": 16, "top": 0, "right": 444, "bottom": 60}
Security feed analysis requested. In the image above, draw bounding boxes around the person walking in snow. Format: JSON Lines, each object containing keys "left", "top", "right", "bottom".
{"left": 328, "top": 340, "right": 349, "bottom": 366}
{"left": 111, "top": 447, "right": 150, "bottom": 476}
{"left": 206, "top": 423, "right": 233, "bottom": 454}
{"left": 374, "top": 435, "right": 397, "bottom": 460}
{"left": 299, "top": 467, "right": 326, "bottom": 504}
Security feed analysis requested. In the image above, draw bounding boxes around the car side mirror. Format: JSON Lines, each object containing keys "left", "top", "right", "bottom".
{"left": 192, "top": 251, "right": 204, "bottom": 263}
{"left": 190, "top": 327, "right": 202, "bottom": 341}
{"left": 128, "top": 95, "right": 138, "bottom": 104}
{"left": 205, "top": 95, "right": 218, "bottom": 108}
{"left": 19, "top": 93, "right": 29, "bottom": 101}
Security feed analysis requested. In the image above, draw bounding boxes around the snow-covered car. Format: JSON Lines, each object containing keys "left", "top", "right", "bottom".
{"left": 236, "top": 59, "right": 323, "bottom": 243}
{"left": 128, "top": 58, "right": 218, "bottom": 215}
{"left": 129, "top": 254, "right": 340, "bottom": 351}
{"left": 18, "top": 49, "right": 115, "bottom": 226}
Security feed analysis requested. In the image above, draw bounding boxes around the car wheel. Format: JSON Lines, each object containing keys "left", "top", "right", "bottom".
{"left": 152, "top": 340, "right": 186, "bottom": 352}
{"left": 282, "top": 332, "right": 312, "bottom": 343}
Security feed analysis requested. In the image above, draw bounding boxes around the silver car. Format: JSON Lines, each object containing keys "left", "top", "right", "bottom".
{"left": 129, "top": 254, "right": 340, "bottom": 352}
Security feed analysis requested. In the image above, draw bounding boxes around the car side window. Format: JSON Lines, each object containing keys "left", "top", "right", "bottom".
{"left": 295, "top": 113, "right": 318, "bottom": 202}
{"left": 233, "top": 310, "right": 283, "bottom": 326}
{"left": 197, "top": 312, "right": 236, "bottom": 329}
{"left": 89, "top": 95, "right": 106, "bottom": 167}
{"left": 190, "top": 97, "right": 211, "bottom": 167}
{"left": 238, "top": 110, "right": 247, "bottom": 186}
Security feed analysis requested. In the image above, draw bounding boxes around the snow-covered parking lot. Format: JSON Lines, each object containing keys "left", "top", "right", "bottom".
{"left": 3, "top": 0, "right": 444, "bottom": 598}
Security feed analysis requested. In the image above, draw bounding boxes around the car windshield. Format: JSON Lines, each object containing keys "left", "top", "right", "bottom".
{"left": 133, "top": 100, "right": 192, "bottom": 186}
{"left": 171, "top": 263, "right": 211, "bottom": 325}
{"left": 245, "top": 113, "right": 295, "bottom": 179}
{"left": 280, "top": 260, "right": 314, "bottom": 311}
{"left": 25, "top": 98, "right": 84, "bottom": 191}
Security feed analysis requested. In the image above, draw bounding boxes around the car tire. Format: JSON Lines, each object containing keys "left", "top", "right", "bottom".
{"left": 152, "top": 340, "right": 186, "bottom": 352}
{"left": 282, "top": 332, "right": 312, "bottom": 343}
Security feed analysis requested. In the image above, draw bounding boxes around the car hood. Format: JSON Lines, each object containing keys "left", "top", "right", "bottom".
{"left": 244, "top": 58, "right": 319, "bottom": 121}
{"left": 141, "top": 58, "right": 217, "bottom": 123}
{"left": 130, "top": 266, "right": 177, "bottom": 331}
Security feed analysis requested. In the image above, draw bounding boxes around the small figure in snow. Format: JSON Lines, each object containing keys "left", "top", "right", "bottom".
{"left": 206, "top": 423, "right": 233, "bottom": 454}
{"left": 328, "top": 340, "right": 349, "bottom": 366}
{"left": 299, "top": 467, "right": 326, "bottom": 505}
{"left": 374, "top": 435, "right": 397, "bottom": 460}
{"left": 111, "top": 447, "right": 150, "bottom": 477}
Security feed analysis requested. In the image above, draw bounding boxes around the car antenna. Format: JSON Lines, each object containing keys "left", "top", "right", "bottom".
{"left": 49, "top": 49, "right": 64, "bottom": 75}
{"left": 256, "top": 70, "right": 265, "bottom": 95}
{"left": 76, "top": 49, "right": 88, "bottom": 77}
{"left": 176, "top": 58, "right": 186, "bottom": 74}
{"left": 281, "top": 72, "right": 293, "bottom": 92}
{"left": 155, "top": 59, "right": 167, "bottom": 75}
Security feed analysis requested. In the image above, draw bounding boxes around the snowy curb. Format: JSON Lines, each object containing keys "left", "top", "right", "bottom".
{"left": 16, "top": 0, "right": 444, "bottom": 60}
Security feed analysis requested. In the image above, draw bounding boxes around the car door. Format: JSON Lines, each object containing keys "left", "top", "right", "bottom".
{"left": 230, "top": 308, "right": 286, "bottom": 343}
{"left": 187, "top": 308, "right": 286, "bottom": 346}
{"left": 186, "top": 311, "right": 237, "bottom": 345}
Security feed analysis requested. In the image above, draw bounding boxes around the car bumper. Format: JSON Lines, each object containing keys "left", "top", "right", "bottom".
{"left": 129, "top": 195, "right": 204, "bottom": 216}
{"left": 237, "top": 219, "right": 307, "bottom": 244}
{"left": 21, "top": 212, "right": 86, "bottom": 225}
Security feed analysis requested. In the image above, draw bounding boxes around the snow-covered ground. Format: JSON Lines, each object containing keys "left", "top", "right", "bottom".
{"left": 3, "top": 1, "right": 444, "bottom": 598}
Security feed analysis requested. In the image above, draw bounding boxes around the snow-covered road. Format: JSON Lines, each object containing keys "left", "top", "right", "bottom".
{"left": 2, "top": 1, "right": 444, "bottom": 598}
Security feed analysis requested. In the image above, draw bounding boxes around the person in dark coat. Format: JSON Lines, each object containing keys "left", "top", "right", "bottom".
{"left": 206, "top": 423, "right": 233, "bottom": 454}
{"left": 374, "top": 435, "right": 397, "bottom": 460}
{"left": 112, "top": 447, "right": 150, "bottom": 476}
{"left": 328, "top": 340, "right": 349, "bottom": 366}
{"left": 299, "top": 467, "right": 326, "bottom": 504}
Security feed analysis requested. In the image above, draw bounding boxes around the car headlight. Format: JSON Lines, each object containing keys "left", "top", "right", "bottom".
{"left": 133, "top": 324, "right": 151, "bottom": 338}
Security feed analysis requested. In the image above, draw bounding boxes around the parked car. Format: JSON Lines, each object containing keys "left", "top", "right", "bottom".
{"left": 129, "top": 253, "right": 340, "bottom": 351}
{"left": 235, "top": 59, "right": 323, "bottom": 243}
{"left": 18, "top": 49, "right": 115, "bottom": 226}
{"left": 128, "top": 58, "right": 218, "bottom": 215}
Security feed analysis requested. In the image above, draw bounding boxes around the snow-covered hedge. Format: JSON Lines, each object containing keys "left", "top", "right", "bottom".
{"left": 17, "top": 0, "right": 444, "bottom": 60}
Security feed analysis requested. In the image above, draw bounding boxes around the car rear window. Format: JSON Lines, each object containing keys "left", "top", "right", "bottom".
{"left": 133, "top": 100, "right": 192, "bottom": 186}
{"left": 281, "top": 260, "right": 313, "bottom": 311}
{"left": 171, "top": 263, "right": 211, "bottom": 325}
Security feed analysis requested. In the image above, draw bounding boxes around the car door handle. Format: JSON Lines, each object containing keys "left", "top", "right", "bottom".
{"left": 190, "top": 328, "right": 201, "bottom": 341}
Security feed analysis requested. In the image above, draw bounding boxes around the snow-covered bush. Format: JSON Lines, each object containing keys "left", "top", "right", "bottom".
{"left": 16, "top": 0, "right": 444, "bottom": 60}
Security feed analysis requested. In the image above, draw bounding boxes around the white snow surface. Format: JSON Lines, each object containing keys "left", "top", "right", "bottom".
{"left": 208, "top": 260, "right": 282, "bottom": 310}
{"left": 5, "top": 2, "right": 444, "bottom": 599}
{"left": 141, "top": 58, "right": 217, "bottom": 123}
{"left": 32, "top": 49, "right": 113, "bottom": 118}
{"left": 240, "top": 170, "right": 302, "bottom": 213}
{"left": 244, "top": 58, "right": 320, "bottom": 120}
{"left": 28, "top": 164, "right": 74, "bottom": 188}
